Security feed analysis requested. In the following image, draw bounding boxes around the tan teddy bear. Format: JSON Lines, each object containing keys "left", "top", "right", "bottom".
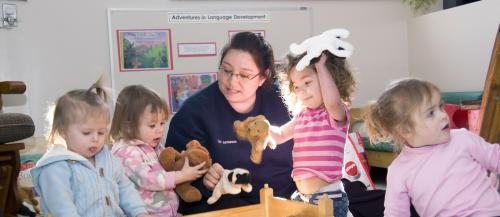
{"left": 159, "top": 140, "right": 212, "bottom": 202}
{"left": 234, "top": 115, "right": 276, "bottom": 164}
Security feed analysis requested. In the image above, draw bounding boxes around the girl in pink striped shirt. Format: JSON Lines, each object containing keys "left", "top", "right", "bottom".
{"left": 271, "top": 34, "right": 356, "bottom": 217}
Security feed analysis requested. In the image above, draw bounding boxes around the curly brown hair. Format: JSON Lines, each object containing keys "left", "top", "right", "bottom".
{"left": 277, "top": 51, "right": 356, "bottom": 115}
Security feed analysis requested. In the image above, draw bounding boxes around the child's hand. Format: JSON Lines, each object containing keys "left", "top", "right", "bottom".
{"left": 175, "top": 158, "right": 207, "bottom": 184}
{"left": 203, "top": 163, "right": 224, "bottom": 191}
{"left": 314, "top": 53, "right": 328, "bottom": 71}
{"left": 136, "top": 213, "right": 153, "bottom": 217}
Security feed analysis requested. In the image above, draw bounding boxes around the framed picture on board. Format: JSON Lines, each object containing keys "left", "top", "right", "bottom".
{"left": 228, "top": 29, "right": 265, "bottom": 41}
{"left": 167, "top": 72, "right": 217, "bottom": 113}
{"left": 117, "top": 29, "right": 173, "bottom": 71}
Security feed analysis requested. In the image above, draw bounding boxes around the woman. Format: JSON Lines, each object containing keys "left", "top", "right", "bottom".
{"left": 166, "top": 32, "right": 295, "bottom": 214}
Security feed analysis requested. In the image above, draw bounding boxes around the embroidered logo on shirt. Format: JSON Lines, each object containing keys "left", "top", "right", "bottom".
{"left": 217, "top": 139, "right": 237, "bottom": 144}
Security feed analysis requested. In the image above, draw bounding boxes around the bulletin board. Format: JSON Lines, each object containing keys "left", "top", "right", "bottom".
{"left": 107, "top": 7, "right": 312, "bottom": 111}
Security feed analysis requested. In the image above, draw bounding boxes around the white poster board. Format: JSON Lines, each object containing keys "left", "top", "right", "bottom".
{"left": 107, "top": 7, "right": 312, "bottom": 103}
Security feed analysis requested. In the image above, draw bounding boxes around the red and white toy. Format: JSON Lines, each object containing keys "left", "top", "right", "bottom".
{"left": 343, "top": 132, "right": 375, "bottom": 190}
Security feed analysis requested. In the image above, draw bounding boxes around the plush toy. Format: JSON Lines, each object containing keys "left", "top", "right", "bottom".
{"left": 17, "top": 186, "right": 40, "bottom": 217}
{"left": 234, "top": 115, "right": 276, "bottom": 164}
{"left": 289, "top": 28, "right": 354, "bottom": 71}
{"left": 17, "top": 169, "right": 40, "bottom": 216}
{"left": 159, "top": 140, "right": 212, "bottom": 202}
{"left": 207, "top": 168, "right": 252, "bottom": 205}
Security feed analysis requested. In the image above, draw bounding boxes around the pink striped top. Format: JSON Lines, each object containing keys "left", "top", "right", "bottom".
{"left": 291, "top": 106, "right": 349, "bottom": 183}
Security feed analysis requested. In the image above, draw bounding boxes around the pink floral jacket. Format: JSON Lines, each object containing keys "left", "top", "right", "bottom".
{"left": 111, "top": 139, "right": 180, "bottom": 217}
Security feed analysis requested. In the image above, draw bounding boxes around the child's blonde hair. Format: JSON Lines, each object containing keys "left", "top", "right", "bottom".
{"left": 109, "top": 85, "right": 169, "bottom": 143}
{"left": 47, "top": 77, "right": 110, "bottom": 145}
{"left": 364, "top": 78, "right": 440, "bottom": 151}
{"left": 277, "top": 51, "right": 356, "bottom": 115}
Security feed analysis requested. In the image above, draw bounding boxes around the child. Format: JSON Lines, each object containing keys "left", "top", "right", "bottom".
{"left": 365, "top": 78, "right": 500, "bottom": 216}
{"left": 109, "top": 85, "right": 208, "bottom": 217}
{"left": 271, "top": 48, "right": 356, "bottom": 216}
{"left": 31, "top": 78, "right": 150, "bottom": 217}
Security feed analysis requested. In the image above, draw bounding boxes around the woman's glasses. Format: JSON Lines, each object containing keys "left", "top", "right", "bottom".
{"left": 219, "top": 67, "right": 260, "bottom": 82}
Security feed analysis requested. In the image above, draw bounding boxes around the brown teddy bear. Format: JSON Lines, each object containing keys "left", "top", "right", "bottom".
{"left": 159, "top": 140, "right": 212, "bottom": 202}
{"left": 234, "top": 115, "right": 276, "bottom": 164}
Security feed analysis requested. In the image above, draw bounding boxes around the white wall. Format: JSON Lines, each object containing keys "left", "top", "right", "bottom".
{"left": 0, "top": 0, "right": 412, "bottom": 137}
{"left": 408, "top": 0, "right": 500, "bottom": 91}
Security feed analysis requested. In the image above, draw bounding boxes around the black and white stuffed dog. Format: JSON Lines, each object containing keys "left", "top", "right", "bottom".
{"left": 207, "top": 168, "right": 252, "bottom": 205}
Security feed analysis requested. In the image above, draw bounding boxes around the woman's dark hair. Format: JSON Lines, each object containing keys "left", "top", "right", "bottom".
{"left": 220, "top": 32, "right": 276, "bottom": 88}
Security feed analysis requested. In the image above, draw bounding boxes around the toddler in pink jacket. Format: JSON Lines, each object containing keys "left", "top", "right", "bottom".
{"left": 365, "top": 78, "right": 500, "bottom": 217}
{"left": 109, "top": 85, "right": 207, "bottom": 217}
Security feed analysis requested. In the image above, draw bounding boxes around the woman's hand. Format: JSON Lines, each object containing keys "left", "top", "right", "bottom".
{"left": 203, "top": 163, "right": 224, "bottom": 191}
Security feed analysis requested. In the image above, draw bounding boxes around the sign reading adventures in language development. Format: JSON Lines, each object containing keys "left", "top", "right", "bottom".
{"left": 168, "top": 12, "right": 270, "bottom": 23}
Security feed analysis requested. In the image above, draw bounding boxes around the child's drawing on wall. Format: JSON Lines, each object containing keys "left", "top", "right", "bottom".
{"left": 117, "top": 29, "right": 173, "bottom": 71}
{"left": 167, "top": 72, "right": 217, "bottom": 113}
